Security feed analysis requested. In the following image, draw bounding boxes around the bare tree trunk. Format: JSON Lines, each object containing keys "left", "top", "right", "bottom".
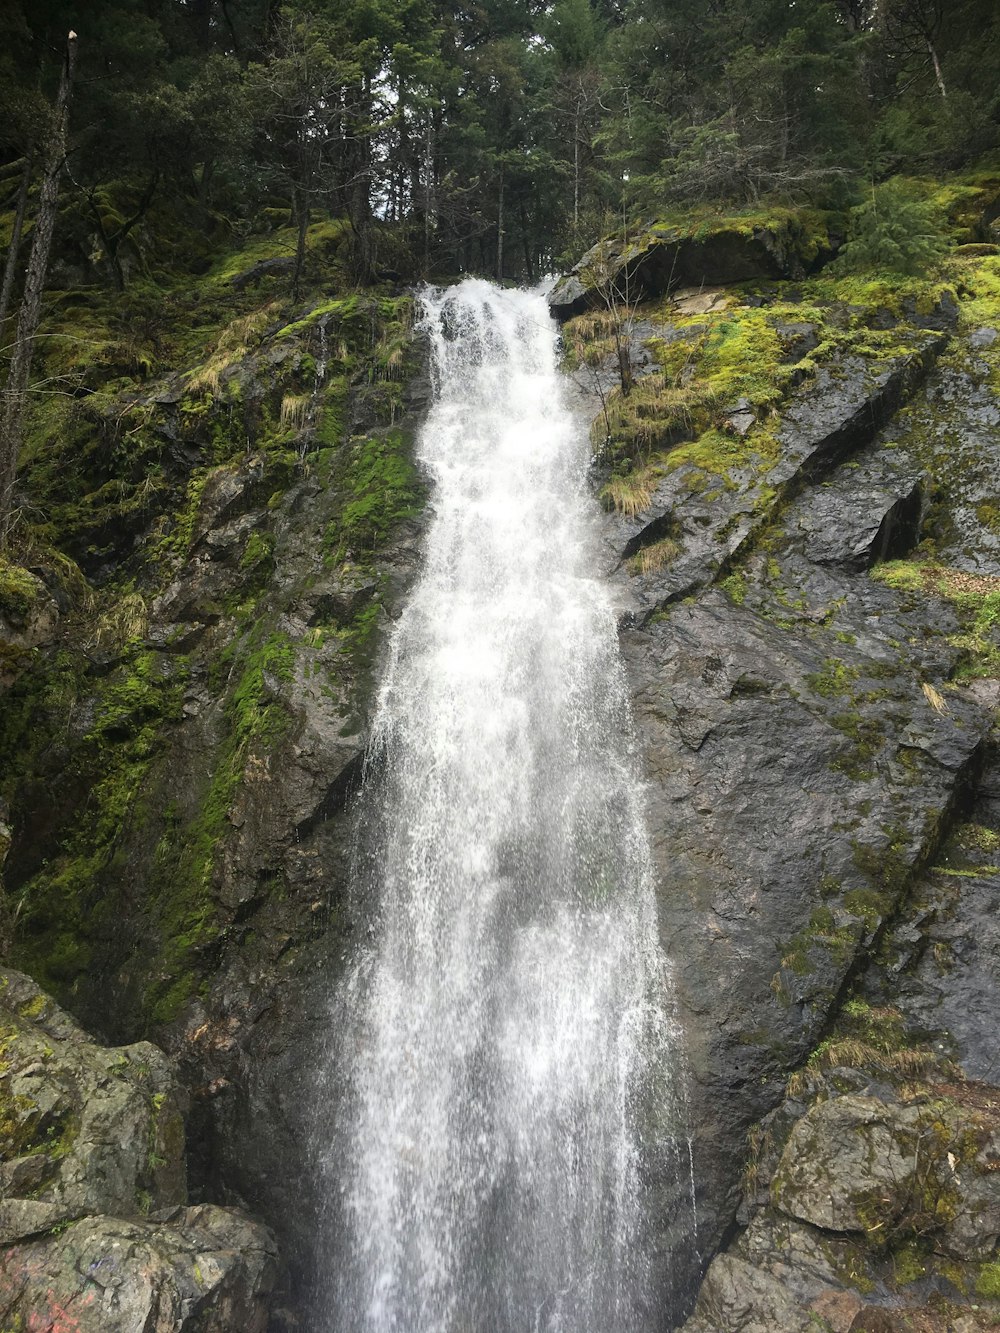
{"left": 573, "top": 94, "right": 581, "bottom": 237}
{"left": 927, "top": 36, "right": 947, "bottom": 99}
{"left": 292, "top": 176, "right": 308, "bottom": 301}
{"left": 496, "top": 161, "right": 505, "bottom": 281}
{"left": 423, "top": 118, "right": 435, "bottom": 277}
{"left": 0, "top": 150, "right": 34, "bottom": 331}
{"left": 0, "top": 32, "right": 77, "bottom": 546}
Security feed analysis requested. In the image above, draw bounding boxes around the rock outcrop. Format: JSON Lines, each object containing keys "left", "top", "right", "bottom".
{"left": 3, "top": 207, "right": 1000, "bottom": 1332}
{"left": 548, "top": 208, "right": 840, "bottom": 319}
{"left": 0, "top": 968, "right": 277, "bottom": 1329}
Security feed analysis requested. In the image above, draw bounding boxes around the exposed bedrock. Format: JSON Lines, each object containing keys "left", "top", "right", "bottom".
{"left": 591, "top": 294, "right": 1000, "bottom": 1323}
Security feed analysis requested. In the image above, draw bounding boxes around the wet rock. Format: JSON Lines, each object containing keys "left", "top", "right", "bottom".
{"left": 0, "top": 1206, "right": 278, "bottom": 1332}
{"left": 191, "top": 460, "right": 270, "bottom": 547}
{"left": 791, "top": 462, "right": 925, "bottom": 572}
{"left": 862, "top": 836, "right": 1000, "bottom": 1085}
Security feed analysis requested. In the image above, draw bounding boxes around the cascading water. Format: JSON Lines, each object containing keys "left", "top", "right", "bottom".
{"left": 318, "top": 280, "right": 689, "bottom": 1332}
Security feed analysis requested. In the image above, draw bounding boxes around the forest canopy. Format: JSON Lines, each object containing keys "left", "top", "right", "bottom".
{"left": 1, "top": 0, "right": 998, "bottom": 289}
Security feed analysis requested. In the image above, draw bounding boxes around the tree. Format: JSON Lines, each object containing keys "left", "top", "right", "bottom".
{"left": 0, "top": 30, "right": 76, "bottom": 546}
{"left": 831, "top": 179, "right": 946, "bottom": 274}
{"left": 249, "top": 13, "right": 363, "bottom": 294}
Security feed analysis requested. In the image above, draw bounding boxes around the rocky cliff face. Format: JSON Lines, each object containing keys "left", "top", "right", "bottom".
{"left": 558, "top": 194, "right": 1000, "bottom": 1326}
{"left": 0, "top": 238, "right": 430, "bottom": 1323}
{"left": 2, "top": 195, "right": 1000, "bottom": 1331}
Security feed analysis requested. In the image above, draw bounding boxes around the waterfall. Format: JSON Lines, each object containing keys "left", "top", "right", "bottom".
{"left": 318, "top": 280, "right": 687, "bottom": 1332}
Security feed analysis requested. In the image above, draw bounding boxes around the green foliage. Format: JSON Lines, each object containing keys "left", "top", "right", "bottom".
{"left": 833, "top": 182, "right": 947, "bottom": 277}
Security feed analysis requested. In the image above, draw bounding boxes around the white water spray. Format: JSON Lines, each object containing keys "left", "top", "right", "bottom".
{"left": 320, "top": 280, "right": 687, "bottom": 1331}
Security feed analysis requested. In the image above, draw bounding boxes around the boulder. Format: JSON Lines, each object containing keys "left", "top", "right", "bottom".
{"left": 548, "top": 212, "right": 839, "bottom": 320}
{"left": 0, "top": 970, "right": 278, "bottom": 1329}
{"left": 0, "top": 968, "right": 187, "bottom": 1226}
{"left": 680, "top": 1253, "right": 817, "bottom": 1333}
{"left": 0, "top": 1206, "right": 277, "bottom": 1332}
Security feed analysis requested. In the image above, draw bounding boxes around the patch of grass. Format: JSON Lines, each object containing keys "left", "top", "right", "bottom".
{"left": 600, "top": 461, "right": 662, "bottom": 517}
{"left": 627, "top": 536, "right": 680, "bottom": 575}
{"left": 787, "top": 1000, "right": 954, "bottom": 1096}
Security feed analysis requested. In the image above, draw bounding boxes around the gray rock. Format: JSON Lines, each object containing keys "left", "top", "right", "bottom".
{"left": 608, "top": 338, "right": 943, "bottom": 622}
{"left": 0, "top": 1206, "right": 277, "bottom": 1332}
{"left": 549, "top": 216, "right": 838, "bottom": 320}
{"left": 772, "top": 1095, "right": 928, "bottom": 1232}
{"left": 680, "top": 1253, "right": 817, "bottom": 1333}
{"left": 0, "top": 968, "right": 187, "bottom": 1227}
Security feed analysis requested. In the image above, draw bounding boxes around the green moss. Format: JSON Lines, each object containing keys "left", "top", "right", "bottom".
{"left": 239, "top": 530, "right": 275, "bottom": 576}
{"left": 720, "top": 571, "right": 747, "bottom": 604}
{"left": 828, "top": 711, "right": 883, "bottom": 780}
{"left": 777, "top": 905, "right": 859, "bottom": 984}
{"left": 806, "top": 659, "right": 861, "bottom": 699}
{"left": 871, "top": 561, "right": 1000, "bottom": 679}
{"left": 138, "top": 628, "right": 297, "bottom": 1024}
{"left": 0, "top": 560, "right": 43, "bottom": 627}
{"left": 976, "top": 1260, "right": 1000, "bottom": 1298}
{"left": 13, "top": 643, "right": 187, "bottom": 995}
{"left": 843, "top": 887, "right": 890, "bottom": 933}
{"left": 325, "top": 427, "right": 424, "bottom": 560}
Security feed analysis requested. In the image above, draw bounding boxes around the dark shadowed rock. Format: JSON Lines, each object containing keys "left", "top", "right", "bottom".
{"left": 548, "top": 214, "right": 840, "bottom": 320}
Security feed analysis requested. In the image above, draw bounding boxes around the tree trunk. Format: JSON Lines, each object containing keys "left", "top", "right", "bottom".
{"left": 0, "top": 32, "right": 77, "bottom": 546}
{"left": 348, "top": 78, "right": 374, "bottom": 282}
{"left": 0, "top": 150, "right": 33, "bottom": 332}
{"left": 292, "top": 178, "right": 308, "bottom": 301}
{"left": 926, "top": 36, "right": 947, "bottom": 99}
{"left": 573, "top": 93, "right": 581, "bottom": 237}
{"left": 496, "top": 162, "right": 505, "bottom": 281}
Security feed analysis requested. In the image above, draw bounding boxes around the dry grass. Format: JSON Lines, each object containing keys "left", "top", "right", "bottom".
{"left": 601, "top": 463, "right": 662, "bottom": 518}
{"left": 922, "top": 681, "right": 949, "bottom": 714}
{"left": 591, "top": 373, "right": 706, "bottom": 455}
{"left": 280, "top": 394, "right": 312, "bottom": 431}
{"left": 786, "top": 1037, "right": 953, "bottom": 1098}
{"left": 187, "top": 303, "right": 276, "bottom": 399}
{"left": 91, "top": 590, "right": 148, "bottom": 647}
{"left": 567, "top": 307, "right": 620, "bottom": 340}
{"left": 628, "top": 536, "right": 680, "bottom": 575}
